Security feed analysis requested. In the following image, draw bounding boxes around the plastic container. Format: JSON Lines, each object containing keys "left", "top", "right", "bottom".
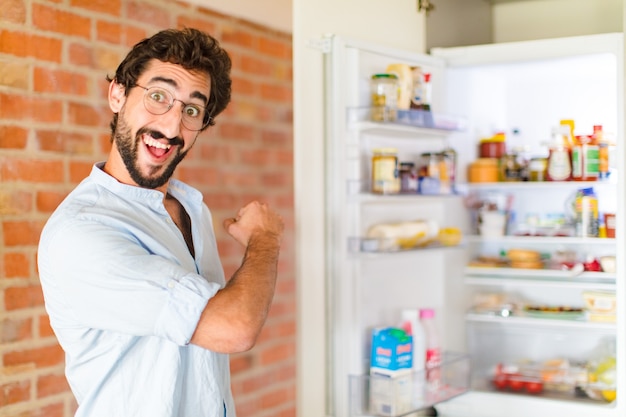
{"left": 420, "top": 308, "right": 442, "bottom": 390}
{"left": 468, "top": 158, "right": 499, "bottom": 183}
{"left": 546, "top": 126, "right": 572, "bottom": 181}
{"left": 401, "top": 309, "right": 425, "bottom": 372}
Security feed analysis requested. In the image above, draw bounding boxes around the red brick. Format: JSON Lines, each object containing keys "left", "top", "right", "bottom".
{"left": 0, "top": 30, "right": 62, "bottom": 62}
{"left": 0, "top": 380, "right": 30, "bottom": 406}
{"left": 0, "top": 125, "right": 29, "bottom": 149}
{"left": 176, "top": 17, "right": 217, "bottom": 35}
{"left": 260, "top": 83, "right": 292, "bottom": 103}
{"left": 68, "top": 102, "right": 108, "bottom": 127}
{"left": 0, "top": 316, "right": 33, "bottom": 343}
{"left": 4, "top": 284, "right": 45, "bottom": 310}
{"left": 259, "top": 38, "right": 291, "bottom": 59}
{"left": 126, "top": 2, "right": 172, "bottom": 29}
{"left": 0, "top": 93, "right": 63, "bottom": 124}
{"left": 36, "top": 190, "right": 68, "bottom": 213}
{"left": 123, "top": 25, "right": 147, "bottom": 48}
{"left": 1, "top": 159, "right": 64, "bottom": 183}
{"left": 96, "top": 20, "right": 122, "bottom": 44}
{"left": 33, "top": 4, "right": 91, "bottom": 39}
{"left": 38, "top": 314, "right": 56, "bottom": 338}
{"left": 1, "top": 0, "right": 27, "bottom": 24}
{"left": 69, "top": 161, "right": 95, "bottom": 183}
{"left": 4, "top": 252, "right": 30, "bottom": 278}
{"left": 34, "top": 67, "right": 89, "bottom": 96}
{"left": 3, "top": 343, "right": 64, "bottom": 368}
{"left": 37, "top": 373, "right": 70, "bottom": 398}
{"left": 71, "top": 0, "right": 122, "bottom": 16}
{"left": 260, "top": 385, "right": 295, "bottom": 408}
{"left": 259, "top": 340, "right": 295, "bottom": 366}
{"left": 69, "top": 42, "right": 93, "bottom": 67}
{"left": 221, "top": 28, "right": 256, "bottom": 49}
{"left": 229, "top": 352, "right": 254, "bottom": 374}
{"left": 0, "top": 189, "right": 32, "bottom": 215}
{"left": 35, "top": 129, "right": 94, "bottom": 155}
{"left": 3, "top": 221, "right": 44, "bottom": 247}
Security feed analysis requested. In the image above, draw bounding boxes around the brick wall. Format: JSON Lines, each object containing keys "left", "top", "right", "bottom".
{"left": 0, "top": 1, "right": 295, "bottom": 416}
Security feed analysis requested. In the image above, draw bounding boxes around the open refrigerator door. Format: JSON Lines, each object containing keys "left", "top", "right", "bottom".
{"left": 322, "top": 33, "right": 625, "bottom": 417}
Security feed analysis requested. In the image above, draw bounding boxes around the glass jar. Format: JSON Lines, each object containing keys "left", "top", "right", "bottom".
{"left": 370, "top": 73, "right": 399, "bottom": 122}
{"left": 528, "top": 157, "right": 548, "bottom": 181}
{"left": 399, "top": 162, "right": 418, "bottom": 193}
{"left": 371, "top": 148, "right": 400, "bottom": 194}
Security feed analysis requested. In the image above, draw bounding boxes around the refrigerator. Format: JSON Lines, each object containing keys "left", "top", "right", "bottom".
{"left": 321, "top": 32, "right": 624, "bottom": 417}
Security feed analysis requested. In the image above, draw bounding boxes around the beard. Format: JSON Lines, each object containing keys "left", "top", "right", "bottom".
{"left": 113, "top": 110, "right": 190, "bottom": 189}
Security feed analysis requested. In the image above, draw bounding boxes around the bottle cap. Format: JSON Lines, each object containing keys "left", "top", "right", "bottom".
{"left": 419, "top": 308, "right": 435, "bottom": 319}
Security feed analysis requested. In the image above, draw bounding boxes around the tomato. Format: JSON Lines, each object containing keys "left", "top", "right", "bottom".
{"left": 493, "top": 375, "right": 508, "bottom": 390}
{"left": 508, "top": 378, "right": 525, "bottom": 391}
{"left": 525, "top": 380, "right": 543, "bottom": 394}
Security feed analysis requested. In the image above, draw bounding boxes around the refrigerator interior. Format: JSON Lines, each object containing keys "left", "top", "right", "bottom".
{"left": 323, "top": 34, "right": 624, "bottom": 417}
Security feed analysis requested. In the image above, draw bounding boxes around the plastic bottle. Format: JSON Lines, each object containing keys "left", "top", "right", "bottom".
{"left": 575, "top": 187, "right": 599, "bottom": 237}
{"left": 419, "top": 308, "right": 442, "bottom": 389}
{"left": 400, "top": 309, "right": 425, "bottom": 372}
{"left": 546, "top": 126, "right": 572, "bottom": 181}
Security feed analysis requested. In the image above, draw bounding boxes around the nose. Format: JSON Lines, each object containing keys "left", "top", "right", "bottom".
{"left": 153, "top": 101, "right": 184, "bottom": 138}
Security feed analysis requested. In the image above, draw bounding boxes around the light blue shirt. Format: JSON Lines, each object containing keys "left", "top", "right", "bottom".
{"left": 38, "top": 163, "right": 235, "bottom": 417}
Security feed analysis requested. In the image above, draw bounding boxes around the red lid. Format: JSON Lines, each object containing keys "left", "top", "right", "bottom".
{"left": 424, "top": 73, "right": 431, "bottom": 82}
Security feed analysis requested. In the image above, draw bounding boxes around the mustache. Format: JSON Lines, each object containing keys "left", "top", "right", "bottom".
{"left": 139, "top": 129, "right": 184, "bottom": 147}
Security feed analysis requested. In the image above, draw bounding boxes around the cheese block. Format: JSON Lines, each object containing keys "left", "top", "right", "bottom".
{"left": 366, "top": 220, "right": 439, "bottom": 251}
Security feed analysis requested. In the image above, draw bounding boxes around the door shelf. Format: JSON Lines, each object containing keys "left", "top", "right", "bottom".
{"left": 349, "top": 237, "right": 463, "bottom": 254}
{"left": 349, "top": 352, "right": 470, "bottom": 417}
{"left": 347, "top": 107, "right": 466, "bottom": 134}
{"left": 462, "top": 180, "right": 617, "bottom": 192}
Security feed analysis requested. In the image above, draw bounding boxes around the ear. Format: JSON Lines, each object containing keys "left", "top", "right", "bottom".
{"left": 108, "top": 81, "right": 126, "bottom": 113}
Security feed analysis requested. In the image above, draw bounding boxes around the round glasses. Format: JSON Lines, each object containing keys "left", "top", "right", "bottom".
{"left": 135, "top": 84, "right": 211, "bottom": 131}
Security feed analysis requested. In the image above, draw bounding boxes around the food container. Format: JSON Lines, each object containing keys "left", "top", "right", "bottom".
{"left": 370, "top": 73, "right": 399, "bottom": 122}
{"left": 371, "top": 148, "right": 400, "bottom": 194}
{"left": 468, "top": 158, "right": 499, "bottom": 183}
{"left": 479, "top": 135, "right": 506, "bottom": 158}
{"left": 583, "top": 291, "right": 616, "bottom": 322}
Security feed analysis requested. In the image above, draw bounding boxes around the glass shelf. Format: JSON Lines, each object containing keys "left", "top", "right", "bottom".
{"left": 347, "top": 107, "right": 467, "bottom": 133}
{"left": 349, "top": 352, "right": 470, "bottom": 417}
{"left": 465, "top": 313, "right": 616, "bottom": 331}
{"left": 349, "top": 237, "right": 463, "bottom": 254}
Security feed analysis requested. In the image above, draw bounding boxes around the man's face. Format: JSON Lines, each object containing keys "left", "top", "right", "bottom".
{"left": 108, "top": 60, "right": 211, "bottom": 189}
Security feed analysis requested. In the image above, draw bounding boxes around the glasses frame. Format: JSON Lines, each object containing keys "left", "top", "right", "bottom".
{"left": 134, "top": 84, "right": 212, "bottom": 131}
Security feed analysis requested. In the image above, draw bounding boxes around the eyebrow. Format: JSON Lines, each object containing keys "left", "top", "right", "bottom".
{"left": 147, "top": 76, "right": 209, "bottom": 105}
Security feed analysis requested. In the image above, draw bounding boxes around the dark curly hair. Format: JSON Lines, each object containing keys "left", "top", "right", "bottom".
{"left": 106, "top": 27, "right": 232, "bottom": 133}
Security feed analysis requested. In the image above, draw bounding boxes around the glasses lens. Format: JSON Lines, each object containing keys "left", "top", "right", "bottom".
{"left": 144, "top": 87, "right": 173, "bottom": 115}
{"left": 181, "top": 104, "right": 207, "bottom": 131}
{"left": 142, "top": 86, "right": 209, "bottom": 131}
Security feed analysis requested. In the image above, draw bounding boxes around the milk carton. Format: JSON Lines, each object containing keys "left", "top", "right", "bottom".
{"left": 369, "top": 328, "right": 413, "bottom": 416}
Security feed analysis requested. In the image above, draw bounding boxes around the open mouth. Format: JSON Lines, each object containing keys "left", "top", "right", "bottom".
{"left": 142, "top": 133, "right": 175, "bottom": 159}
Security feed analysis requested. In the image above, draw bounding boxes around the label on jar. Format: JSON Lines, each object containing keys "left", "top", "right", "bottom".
{"left": 372, "top": 151, "right": 400, "bottom": 194}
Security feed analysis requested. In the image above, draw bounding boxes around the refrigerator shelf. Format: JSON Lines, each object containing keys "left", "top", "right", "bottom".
{"left": 465, "top": 266, "right": 615, "bottom": 285}
{"left": 464, "top": 234, "right": 616, "bottom": 245}
{"left": 462, "top": 180, "right": 618, "bottom": 192}
{"left": 346, "top": 107, "right": 467, "bottom": 134}
{"left": 349, "top": 237, "right": 463, "bottom": 254}
{"left": 465, "top": 312, "right": 616, "bottom": 330}
{"left": 349, "top": 352, "right": 470, "bottom": 417}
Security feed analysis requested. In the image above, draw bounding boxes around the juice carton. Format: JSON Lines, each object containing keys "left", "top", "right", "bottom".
{"left": 370, "top": 328, "right": 413, "bottom": 416}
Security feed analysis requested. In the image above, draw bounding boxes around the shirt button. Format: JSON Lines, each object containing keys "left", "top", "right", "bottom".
{"left": 167, "top": 281, "right": 175, "bottom": 289}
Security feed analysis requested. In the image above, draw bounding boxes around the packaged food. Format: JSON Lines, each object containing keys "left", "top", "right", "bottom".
{"left": 371, "top": 148, "right": 400, "bottom": 194}
{"left": 366, "top": 220, "right": 439, "bottom": 251}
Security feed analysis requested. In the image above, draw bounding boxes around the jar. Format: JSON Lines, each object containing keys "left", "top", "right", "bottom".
{"left": 468, "top": 158, "right": 499, "bottom": 183}
{"left": 399, "top": 162, "right": 418, "bottom": 193}
{"left": 371, "top": 148, "right": 400, "bottom": 194}
{"left": 500, "top": 153, "right": 522, "bottom": 182}
{"left": 421, "top": 152, "right": 441, "bottom": 179}
{"left": 528, "top": 157, "right": 548, "bottom": 181}
{"left": 370, "top": 73, "right": 399, "bottom": 122}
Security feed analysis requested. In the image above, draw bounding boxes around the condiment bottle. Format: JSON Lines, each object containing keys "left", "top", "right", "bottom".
{"left": 572, "top": 134, "right": 599, "bottom": 181}
{"left": 546, "top": 126, "right": 572, "bottom": 181}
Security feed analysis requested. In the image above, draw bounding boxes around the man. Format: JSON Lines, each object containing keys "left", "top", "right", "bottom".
{"left": 37, "top": 28, "right": 284, "bottom": 417}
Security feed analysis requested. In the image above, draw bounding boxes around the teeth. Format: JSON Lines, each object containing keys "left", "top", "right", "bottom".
{"left": 143, "top": 135, "right": 171, "bottom": 150}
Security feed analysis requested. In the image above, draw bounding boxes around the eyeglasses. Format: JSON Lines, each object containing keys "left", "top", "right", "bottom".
{"left": 135, "top": 84, "right": 211, "bottom": 131}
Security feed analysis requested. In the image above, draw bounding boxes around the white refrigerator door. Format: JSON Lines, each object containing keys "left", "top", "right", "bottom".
{"left": 323, "top": 33, "right": 625, "bottom": 417}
